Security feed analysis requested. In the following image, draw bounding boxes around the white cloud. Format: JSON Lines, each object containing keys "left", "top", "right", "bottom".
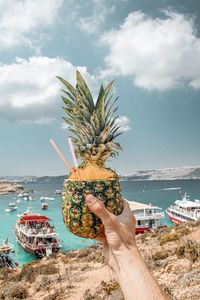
{"left": 100, "top": 11, "right": 200, "bottom": 90}
{"left": 115, "top": 116, "right": 131, "bottom": 132}
{"left": 78, "top": 0, "right": 115, "bottom": 34}
{"left": 0, "top": 0, "right": 63, "bottom": 50}
{"left": 0, "top": 56, "right": 97, "bottom": 123}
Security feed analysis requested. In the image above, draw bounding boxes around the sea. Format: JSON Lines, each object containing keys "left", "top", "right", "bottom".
{"left": 0, "top": 179, "right": 200, "bottom": 267}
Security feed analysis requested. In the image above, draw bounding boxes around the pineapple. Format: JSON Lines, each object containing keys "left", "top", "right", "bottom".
{"left": 57, "top": 71, "right": 124, "bottom": 239}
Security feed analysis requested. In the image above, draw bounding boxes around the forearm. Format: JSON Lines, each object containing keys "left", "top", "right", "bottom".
{"left": 114, "top": 246, "right": 168, "bottom": 300}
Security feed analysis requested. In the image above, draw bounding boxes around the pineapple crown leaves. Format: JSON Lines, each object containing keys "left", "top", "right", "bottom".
{"left": 57, "top": 70, "right": 123, "bottom": 165}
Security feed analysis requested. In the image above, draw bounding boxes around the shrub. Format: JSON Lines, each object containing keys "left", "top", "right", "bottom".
{"left": 152, "top": 250, "right": 169, "bottom": 261}
{"left": 159, "top": 233, "right": 179, "bottom": 245}
{"left": 175, "top": 240, "right": 200, "bottom": 262}
{"left": 176, "top": 246, "right": 185, "bottom": 258}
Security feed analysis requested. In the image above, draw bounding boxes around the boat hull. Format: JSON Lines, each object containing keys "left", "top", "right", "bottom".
{"left": 166, "top": 211, "right": 183, "bottom": 224}
{"left": 135, "top": 227, "right": 151, "bottom": 234}
{"left": 16, "top": 238, "right": 60, "bottom": 258}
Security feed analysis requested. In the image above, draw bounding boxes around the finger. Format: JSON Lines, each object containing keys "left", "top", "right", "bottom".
{"left": 86, "top": 194, "right": 120, "bottom": 229}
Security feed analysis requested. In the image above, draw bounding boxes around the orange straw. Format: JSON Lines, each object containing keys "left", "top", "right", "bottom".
{"left": 50, "top": 139, "right": 73, "bottom": 172}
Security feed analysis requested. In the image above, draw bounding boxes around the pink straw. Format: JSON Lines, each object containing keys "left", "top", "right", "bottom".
{"left": 50, "top": 139, "right": 73, "bottom": 172}
{"left": 68, "top": 137, "right": 81, "bottom": 180}
{"left": 68, "top": 138, "right": 79, "bottom": 168}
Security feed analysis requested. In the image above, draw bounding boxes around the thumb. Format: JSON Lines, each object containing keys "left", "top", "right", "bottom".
{"left": 86, "top": 194, "right": 119, "bottom": 229}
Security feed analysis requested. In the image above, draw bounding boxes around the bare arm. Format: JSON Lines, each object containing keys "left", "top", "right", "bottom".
{"left": 86, "top": 195, "right": 169, "bottom": 300}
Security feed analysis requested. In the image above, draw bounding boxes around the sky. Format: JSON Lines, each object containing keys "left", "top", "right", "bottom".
{"left": 0, "top": 0, "right": 200, "bottom": 176}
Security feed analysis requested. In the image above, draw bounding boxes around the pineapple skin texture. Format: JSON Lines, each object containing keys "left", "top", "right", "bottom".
{"left": 62, "top": 179, "right": 123, "bottom": 239}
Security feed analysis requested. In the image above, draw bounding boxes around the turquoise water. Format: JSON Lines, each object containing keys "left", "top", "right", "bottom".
{"left": 0, "top": 179, "right": 200, "bottom": 267}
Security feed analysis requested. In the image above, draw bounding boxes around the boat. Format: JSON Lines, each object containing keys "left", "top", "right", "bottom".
{"left": 55, "top": 189, "right": 62, "bottom": 195}
{"left": 14, "top": 214, "right": 61, "bottom": 257}
{"left": 5, "top": 202, "right": 18, "bottom": 212}
{"left": 0, "top": 240, "right": 18, "bottom": 269}
{"left": 23, "top": 196, "right": 33, "bottom": 201}
{"left": 127, "top": 200, "right": 165, "bottom": 234}
{"left": 166, "top": 193, "right": 200, "bottom": 224}
{"left": 17, "top": 205, "right": 35, "bottom": 218}
{"left": 17, "top": 192, "right": 29, "bottom": 198}
{"left": 41, "top": 203, "right": 48, "bottom": 210}
{"left": 40, "top": 197, "right": 55, "bottom": 202}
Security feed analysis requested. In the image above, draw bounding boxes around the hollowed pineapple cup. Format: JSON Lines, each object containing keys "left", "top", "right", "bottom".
{"left": 62, "top": 179, "right": 123, "bottom": 239}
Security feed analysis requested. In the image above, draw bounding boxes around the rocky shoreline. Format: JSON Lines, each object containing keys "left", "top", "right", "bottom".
{"left": 0, "top": 182, "right": 24, "bottom": 195}
{"left": 0, "top": 221, "right": 199, "bottom": 299}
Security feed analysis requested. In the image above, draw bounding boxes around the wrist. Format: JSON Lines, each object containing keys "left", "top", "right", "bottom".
{"left": 112, "top": 245, "right": 141, "bottom": 274}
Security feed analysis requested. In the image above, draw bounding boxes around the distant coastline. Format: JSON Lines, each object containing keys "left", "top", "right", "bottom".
{"left": 0, "top": 182, "right": 24, "bottom": 195}
{"left": 0, "top": 166, "right": 200, "bottom": 183}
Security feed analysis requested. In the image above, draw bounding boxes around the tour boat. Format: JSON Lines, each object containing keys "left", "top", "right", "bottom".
{"left": 127, "top": 200, "right": 165, "bottom": 234}
{"left": 5, "top": 202, "right": 18, "bottom": 212}
{"left": 41, "top": 203, "right": 48, "bottom": 210}
{"left": 14, "top": 214, "right": 61, "bottom": 257}
{"left": 166, "top": 193, "right": 200, "bottom": 224}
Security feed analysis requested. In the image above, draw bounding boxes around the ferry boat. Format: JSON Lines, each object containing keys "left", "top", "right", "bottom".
{"left": 127, "top": 200, "right": 165, "bottom": 234}
{"left": 14, "top": 214, "right": 61, "bottom": 257}
{"left": 166, "top": 193, "right": 200, "bottom": 224}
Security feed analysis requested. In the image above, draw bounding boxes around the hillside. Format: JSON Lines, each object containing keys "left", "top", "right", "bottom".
{"left": 0, "top": 182, "right": 24, "bottom": 195}
{"left": 0, "top": 221, "right": 199, "bottom": 299}
{"left": 120, "top": 166, "right": 200, "bottom": 181}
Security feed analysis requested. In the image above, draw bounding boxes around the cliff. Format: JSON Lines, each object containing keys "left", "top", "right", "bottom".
{"left": 0, "top": 182, "right": 24, "bottom": 195}
{"left": 0, "top": 221, "right": 199, "bottom": 300}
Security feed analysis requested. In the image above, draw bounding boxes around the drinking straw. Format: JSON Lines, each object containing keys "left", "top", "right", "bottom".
{"left": 50, "top": 139, "right": 72, "bottom": 172}
{"left": 68, "top": 137, "right": 81, "bottom": 179}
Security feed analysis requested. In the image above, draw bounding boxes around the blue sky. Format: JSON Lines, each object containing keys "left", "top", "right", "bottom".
{"left": 0, "top": 0, "right": 200, "bottom": 176}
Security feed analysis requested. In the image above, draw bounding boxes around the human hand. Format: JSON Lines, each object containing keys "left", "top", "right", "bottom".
{"left": 86, "top": 195, "right": 137, "bottom": 273}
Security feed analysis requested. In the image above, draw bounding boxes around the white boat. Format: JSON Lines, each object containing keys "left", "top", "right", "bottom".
{"left": 0, "top": 240, "right": 18, "bottom": 269}
{"left": 14, "top": 214, "right": 61, "bottom": 257}
{"left": 40, "top": 197, "right": 55, "bottom": 202}
{"left": 23, "top": 196, "right": 33, "bottom": 201}
{"left": 17, "top": 205, "right": 35, "bottom": 218}
{"left": 5, "top": 203, "right": 18, "bottom": 212}
{"left": 166, "top": 193, "right": 200, "bottom": 224}
{"left": 127, "top": 200, "right": 165, "bottom": 234}
{"left": 17, "top": 192, "right": 28, "bottom": 198}
{"left": 55, "top": 190, "right": 62, "bottom": 195}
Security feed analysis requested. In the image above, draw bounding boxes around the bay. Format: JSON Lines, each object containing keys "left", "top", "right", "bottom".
{"left": 0, "top": 179, "right": 199, "bottom": 267}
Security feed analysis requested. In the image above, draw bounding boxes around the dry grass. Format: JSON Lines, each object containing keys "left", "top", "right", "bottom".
{"left": 0, "top": 282, "right": 28, "bottom": 299}
{"left": 160, "top": 232, "right": 179, "bottom": 245}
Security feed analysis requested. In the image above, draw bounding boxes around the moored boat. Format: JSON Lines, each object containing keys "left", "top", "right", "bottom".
{"left": 0, "top": 240, "right": 18, "bottom": 269}
{"left": 41, "top": 203, "right": 48, "bottom": 210}
{"left": 166, "top": 193, "right": 200, "bottom": 224}
{"left": 55, "top": 189, "right": 62, "bottom": 195}
{"left": 5, "top": 202, "right": 18, "bottom": 212}
{"left": 127, "top": 200, "right": 165, "bottom": 234}
{"left": 40, "top": 197, "right": 55, "bottom": 202}
{"left": 14, "top": 214, "right": 61, "bottom": 257}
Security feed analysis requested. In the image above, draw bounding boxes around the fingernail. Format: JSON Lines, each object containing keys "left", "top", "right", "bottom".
{"left": 86, "top": 194, "right": 95, "bottom": 204}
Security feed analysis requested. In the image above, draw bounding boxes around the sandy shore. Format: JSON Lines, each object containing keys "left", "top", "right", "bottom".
{"left": 0, "top": 182, "right": 24, "bottom": 195}
{"left": 0, "top": 221, "right": 199, "bottom": 299}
